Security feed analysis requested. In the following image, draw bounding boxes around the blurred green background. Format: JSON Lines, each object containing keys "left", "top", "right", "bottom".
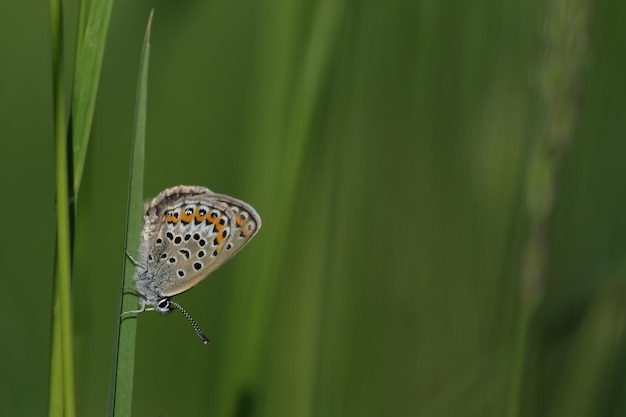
{"left": 2, "top": 0, "right": 626, "bottom": 416}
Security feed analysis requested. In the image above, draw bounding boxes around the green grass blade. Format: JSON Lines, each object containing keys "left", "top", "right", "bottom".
{"left": 107, "top": 10, "right": 153, "bottom": 417}
{"left": 71, "top": 0, "right": 115, "bottom": 194}
{"left": 48, "top": 0, "right": 76, "bottom": 415}
{"left": 74, "top": 0, "right": 89, "bottom": 55}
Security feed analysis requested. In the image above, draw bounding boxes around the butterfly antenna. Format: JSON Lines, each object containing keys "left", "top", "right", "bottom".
{"left": 169, "top": 300, "right": 210, "bottom": 344}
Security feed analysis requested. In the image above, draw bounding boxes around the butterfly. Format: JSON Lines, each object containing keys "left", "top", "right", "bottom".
{"left": 125, "top": 185, "right": 261, "bottom": 343}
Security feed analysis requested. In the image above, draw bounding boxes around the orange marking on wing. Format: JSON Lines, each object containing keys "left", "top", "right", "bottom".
{"left": 241, "top": 227, "right": 250, "bottom": 237}
{"left": 214, "top": 219, "right": 224, "bottom": 232}
{"left": 235, "top": 216, "right": 244, "bottom": 227}
{"left": 216, "top": 232, "right": 225, "bottom": 244}
{"left": 181, "top": 209, "right": 193, "bottom": 223}
{"left": 195, "top": 210, "right": 207, "bottom": 222}
{"left": 166, "top": 215, "right": 179, "bottom": 224}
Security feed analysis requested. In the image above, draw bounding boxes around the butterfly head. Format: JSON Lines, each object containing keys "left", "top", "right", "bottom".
{"left": 155, "top": 298, "right": 174, "bottom": 315}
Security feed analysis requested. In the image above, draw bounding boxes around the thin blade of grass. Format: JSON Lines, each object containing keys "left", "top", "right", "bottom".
{"left": 48, "top": 0, "right": 76, "bottom": 415}
{"left": 107, "top": 10, "right": 153, "bottom": 417}
{"left": 72, "top": 0, "right": 115, "bottom": 194}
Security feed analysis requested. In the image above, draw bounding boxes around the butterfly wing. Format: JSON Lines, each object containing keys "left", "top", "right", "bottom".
{"left": 141, "top": 186, "right": 261, "bottom": 298}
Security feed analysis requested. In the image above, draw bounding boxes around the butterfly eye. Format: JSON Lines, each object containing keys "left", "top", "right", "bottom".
{"left": 156, "top": 299, "right": 171, "bottom": 313}
{"left": 155, "top": 298, "right": 173, "bottom": 315}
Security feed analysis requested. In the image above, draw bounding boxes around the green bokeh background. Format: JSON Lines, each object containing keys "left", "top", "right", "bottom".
{"left": 2, "top": 0, "right": 626, "bottom": 416}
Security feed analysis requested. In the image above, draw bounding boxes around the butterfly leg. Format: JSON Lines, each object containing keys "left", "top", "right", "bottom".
{"left": 125, "top": 248, "right": 147, "bottom": 270}
{"left": 121, "top": 298, "right": 155, "bottom": 316}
